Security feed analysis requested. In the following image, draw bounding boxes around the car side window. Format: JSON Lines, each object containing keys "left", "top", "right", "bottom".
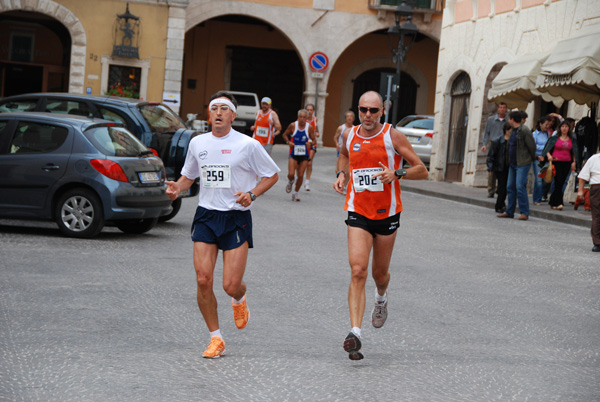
{"left": 0, "top": 99, "right": 38, "bottom": 113}
{"left": 98, "top": 108, "right": 128, "bottom": 126}
{"left": 45, "top": 100, "right": 93, "bottom": 117}
{"left": 8, "top": 122, "right": 68, "bottom": 154}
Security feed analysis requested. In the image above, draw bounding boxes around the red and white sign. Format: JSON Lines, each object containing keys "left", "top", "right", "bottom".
{"left": 309, "top": 52, "right": 329, "bottom": 73}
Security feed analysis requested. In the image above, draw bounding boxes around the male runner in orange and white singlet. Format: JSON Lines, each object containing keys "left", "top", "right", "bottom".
{"left": 304, "top": 103, "right": 319, "bottom": 191}
{"left": 251, "top": 97, "right": 282, "bottom": 155}
{"left": 333, "top": 91, "right": 428, "bottom": 360}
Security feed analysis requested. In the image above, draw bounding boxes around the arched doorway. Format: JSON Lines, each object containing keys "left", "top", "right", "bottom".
{"left": 0, "top": 10, "right": 71, "bottom": 96}
{"left": 351, "top": 68, "right": 417, "bottom": 125}
{"left": 181, "top": 15, "right": 304, "bottom": 138}
{"left": 445, "top": 72, "right": 471, "bottom": 182}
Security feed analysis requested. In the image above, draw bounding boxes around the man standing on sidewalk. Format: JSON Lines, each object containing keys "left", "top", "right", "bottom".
{"left": 577, "top": 151, "right": 600, "bottom": 252}
{"left": 481, "top": 102, "right": 508, "bottom": 198}
{"left": 166, "top": 91, "right": 280, "bottom": 359}
{"left": 497, "top": 111, "right": 536, "bottom": 221}
{"left": 333, "top": 91, "right": 428, "bottom": 360}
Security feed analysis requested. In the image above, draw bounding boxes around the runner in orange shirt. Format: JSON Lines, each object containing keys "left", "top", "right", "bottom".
{"left": 251, "top": 97, "right": 282, "bottom": 155}
{"left": 333, "top": 91, "right": 428, "bottom": 360}
{"left": 304, "top": 103, "right": 319, "bottom": 191}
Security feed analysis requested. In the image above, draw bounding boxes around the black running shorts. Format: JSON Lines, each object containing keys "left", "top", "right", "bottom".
{"left": 345, "top": 211, "right": 401, "bottom": 237}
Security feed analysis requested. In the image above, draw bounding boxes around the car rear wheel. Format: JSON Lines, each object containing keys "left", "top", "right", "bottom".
{"left": 158, "top": 197, "right": 182, "bottom": 223}
{"left": 116, "top": 218, "right": 159, "bottom": 234}
{"left": 55, "top": 188, "right": 104, "bottom": 238}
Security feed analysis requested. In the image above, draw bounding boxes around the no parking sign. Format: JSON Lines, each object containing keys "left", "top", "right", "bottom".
{"left": 309, "top": 52, "right": 329, "bottom": 73}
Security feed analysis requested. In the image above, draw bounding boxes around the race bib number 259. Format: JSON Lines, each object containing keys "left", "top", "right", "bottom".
{"left": 201, "top": 164, "right": 231, "bottom": 188}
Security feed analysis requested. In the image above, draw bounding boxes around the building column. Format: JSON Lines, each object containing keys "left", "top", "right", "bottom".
{"left": 163, "top": 5, "right": 186, "bottom": 114}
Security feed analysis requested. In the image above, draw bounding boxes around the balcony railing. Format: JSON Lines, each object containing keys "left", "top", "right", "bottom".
{"left": 368, "top": 0, "right": 444, "bottom": 14}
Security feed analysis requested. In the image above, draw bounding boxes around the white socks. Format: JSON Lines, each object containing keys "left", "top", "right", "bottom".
{"left": 210, "top": 329, "right": 222, "bottom": 339}
{"left": 352, "top": 327, "right": 361, "bottom": 338}
{"left": 232, "top": 294, "right": 245, "bottom": 305}
{"left": 376, "top": 290, "right": 387, "bottom": 303}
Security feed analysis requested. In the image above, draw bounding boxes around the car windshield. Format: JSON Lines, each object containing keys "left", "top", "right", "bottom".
{"left": 85, "top": 126, "right": 149, "bottom": 157}
{"left": 401, "top": 118, "right": 434, "bottom": 130}
{"left": 235, "top": 95, "right": 257, "bottom": 107}
{"left": 138, "top": 104, "right": 185, "bottom": 133}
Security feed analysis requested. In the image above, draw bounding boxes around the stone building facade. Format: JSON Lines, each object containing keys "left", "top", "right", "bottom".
{"left": 429, "top": 0, "right": 600, "bottom": 185}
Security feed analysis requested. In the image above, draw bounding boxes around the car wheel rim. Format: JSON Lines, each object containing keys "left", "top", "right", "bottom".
{"left": 61, "top": 196, "right": 94, "bottom": 232}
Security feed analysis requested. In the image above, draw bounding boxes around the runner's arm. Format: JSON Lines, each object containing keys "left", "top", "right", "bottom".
{"left": 333, "top": 128, "right": 351, "bottom": 194}
{"left": 308, "top": 125, "right": 317, "bottom": 144}
{"left": 333, "top": 126, "right": 343, "bottom": 151}
{"left": 165, "top": 175, "right": 195, "bottom": 200}
{"left": 374, "top": 127, "right": 428, "bottom": 182}
{"left": 271, "top": 112, "right": 282, "bottom": 137}
{"left": 282, "top": 122, "right": 295, "bottom": 145}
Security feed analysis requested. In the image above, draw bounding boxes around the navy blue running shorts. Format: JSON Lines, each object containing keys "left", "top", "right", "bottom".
{"left": 290, "top": 154, "right": 310, "bottom": 163}
{"left": 345, "top": 211, "right": 401, "bottom": 237}
{"left": 191, "top": 206, "right": 253, "bottom": 250}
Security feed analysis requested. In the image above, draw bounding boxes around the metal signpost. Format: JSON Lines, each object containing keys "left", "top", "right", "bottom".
{"left": 308, "top": 52, "right": 329, "bottom": 116}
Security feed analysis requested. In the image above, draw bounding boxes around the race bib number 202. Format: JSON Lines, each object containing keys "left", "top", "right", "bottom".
{"left": 352, "top": 167, "right": 383, "bottom": 192}
{"left": 201, "top": 164, "right": 231, "bottom": 188}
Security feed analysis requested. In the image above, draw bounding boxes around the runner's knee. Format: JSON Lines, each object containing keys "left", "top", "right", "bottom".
{"left": 350, "top": 265, "right": 368, "bottom": 282}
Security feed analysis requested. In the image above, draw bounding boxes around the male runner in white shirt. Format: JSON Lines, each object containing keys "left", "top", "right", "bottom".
{"left": 166, "top": 91, "right": 279, "bottom": 358}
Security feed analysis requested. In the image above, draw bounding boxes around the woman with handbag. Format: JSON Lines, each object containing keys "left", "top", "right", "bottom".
{"left": 532, "top": 117, "right": 551, "bottom": 205}
{"left": 541, "top": 121, "right": 580, "bottom": 210}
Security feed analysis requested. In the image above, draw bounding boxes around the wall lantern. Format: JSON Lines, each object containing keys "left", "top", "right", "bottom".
{"left": 112, "top": 3, "right": 140, "bottom": 59}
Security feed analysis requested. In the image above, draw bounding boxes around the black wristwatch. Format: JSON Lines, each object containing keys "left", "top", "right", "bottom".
{"left": 394, "top": 168, "right": 407, "bottom": 180}
{"left": 248, "top": 191, "right": 257, "bottom": 201}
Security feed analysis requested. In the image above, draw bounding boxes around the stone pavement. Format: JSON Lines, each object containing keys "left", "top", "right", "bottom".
{"left": 1, "top": 144, "right": 598, "bottom": 402}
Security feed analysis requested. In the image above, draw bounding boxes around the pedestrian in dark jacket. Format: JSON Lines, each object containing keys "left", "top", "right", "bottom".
{"left": 487, "top": 122, "right": 511, "bottom": 213}
{"left": 497, "top": 111, "right": 536, "bottom": 220}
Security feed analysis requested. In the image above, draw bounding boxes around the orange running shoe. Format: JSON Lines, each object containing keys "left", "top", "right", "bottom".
{"left": 203, "top": 336, "right": 225, "bottom": 359}
{"left": 232, "top": 296, "right": 249, "bottom": 329}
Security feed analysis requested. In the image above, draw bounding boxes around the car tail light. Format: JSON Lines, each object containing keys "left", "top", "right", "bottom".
{"left": 148, "top": 147, "right": 160, "bottom": 157}
{"left": 90, "top": 159, "right": 129, "bottom": 182}
{"left": 425, "top": 132, "right": 435, "bottom": 138}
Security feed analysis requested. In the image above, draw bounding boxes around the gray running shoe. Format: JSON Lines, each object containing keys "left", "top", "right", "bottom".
{"left": 285, "top": 180, "right": 293, "bottom": 193}
{"left": 371, "top": 293, "right": 388, "bottom": 328}
{"left": 343, "top": 332, "right": 364, "bottom": 360}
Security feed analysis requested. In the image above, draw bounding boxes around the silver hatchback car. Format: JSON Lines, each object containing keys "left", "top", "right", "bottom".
{"left": 0, "top": 113, "right": 172, "bottom": 238}
{"left": 395, "top": 115, "right": 435, "bottom": 164}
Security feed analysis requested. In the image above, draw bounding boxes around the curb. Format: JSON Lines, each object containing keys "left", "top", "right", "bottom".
{"left": 401, "top": 185, "right": 592, "bottom": 229}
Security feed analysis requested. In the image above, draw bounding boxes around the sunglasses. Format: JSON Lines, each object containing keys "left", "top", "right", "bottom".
{"left": 358, "top": 107, "right": 381, "bottom": 114}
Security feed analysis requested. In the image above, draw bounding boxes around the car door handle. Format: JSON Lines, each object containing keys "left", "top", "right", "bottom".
{"left": 42, "top": 164, "right": 60, "bottom": 171}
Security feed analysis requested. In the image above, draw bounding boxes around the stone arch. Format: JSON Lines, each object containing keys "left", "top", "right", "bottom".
{"left": 185, "top": 1, "right": 440, "bottom": 92}
{"left": 0, "top": 0, "right": 86, "bottom": 94}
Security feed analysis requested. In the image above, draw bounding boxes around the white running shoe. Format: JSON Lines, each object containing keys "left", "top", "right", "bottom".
{"left": 371, "top": 291, "right": 388, "bottom": 328}
{"left": 286, "top": 180, "right": 293, "bottom": 193}
{"left": 292, "top": 193, "right": 300, "bottom": 202}
{"left": 304, "top": 182, "right": 310, "bottom": 191}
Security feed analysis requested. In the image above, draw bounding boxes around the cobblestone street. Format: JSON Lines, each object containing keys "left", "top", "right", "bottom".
{"left": 1, "top": 146, "right": 598, "bottom": 401}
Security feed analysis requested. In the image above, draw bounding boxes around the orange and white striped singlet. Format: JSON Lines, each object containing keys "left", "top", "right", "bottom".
{"left": 344, "top": 123, "right": 403, "bottom": 220}
{"left": 253, "top": 110, "right": 274, "bottom": 145}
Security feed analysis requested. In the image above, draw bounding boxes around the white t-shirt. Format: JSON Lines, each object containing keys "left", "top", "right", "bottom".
{"left": 181, "top": 129, "right": 280, "bottom": 211}
{"left": 578, "top": 153, "right": 600, "bottom": 185}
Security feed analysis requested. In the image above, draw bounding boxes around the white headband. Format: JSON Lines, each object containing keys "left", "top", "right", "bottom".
{"left": 209, "top": 98, "right": 236, "bottom": 113}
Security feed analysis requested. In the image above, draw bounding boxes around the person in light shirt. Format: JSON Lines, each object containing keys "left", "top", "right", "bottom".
{"left": 165, "top": 91, "right": 280, "bottom": 358}
{"left": 577, "top": 151, "right": 600, "bottom": 252}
